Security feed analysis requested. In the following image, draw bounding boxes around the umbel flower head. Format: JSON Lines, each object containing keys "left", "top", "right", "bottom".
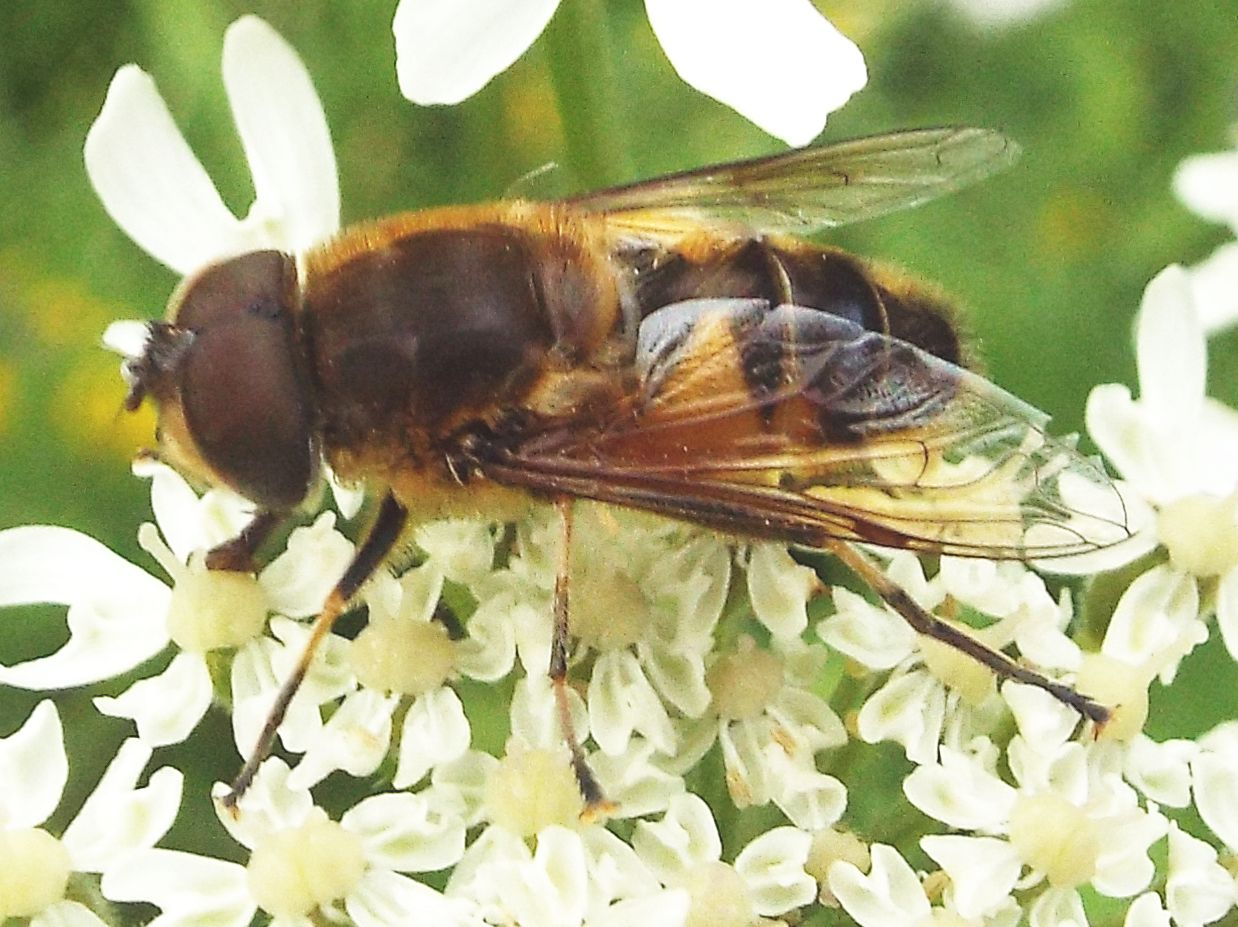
{"left": 4, "top": 11, "right": 1238, "bottom": 927}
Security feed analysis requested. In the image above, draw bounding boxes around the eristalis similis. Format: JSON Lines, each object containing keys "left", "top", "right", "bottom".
{"left": 116, "top": 126, "right": 1133, "bottom": 812}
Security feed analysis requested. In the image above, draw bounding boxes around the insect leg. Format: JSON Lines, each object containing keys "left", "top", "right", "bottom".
{"left": 220, "top": 492, "right": 409, "bottom": 810}
{"left": 825, "top": 539, "right": 1111, "bottom": 729}
{"left": 550, "top": 497, "right": 615, "bottom": 819}
{"left": 205, "top": 510, "right": 284, "bottom": 572}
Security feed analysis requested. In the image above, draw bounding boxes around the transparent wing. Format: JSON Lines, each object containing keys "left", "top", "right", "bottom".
{"left": 484, "top": 299, "right": 1132, "bottom": 560}
{"left": 564, "top": 127, "right": 1019, "bottom": 237}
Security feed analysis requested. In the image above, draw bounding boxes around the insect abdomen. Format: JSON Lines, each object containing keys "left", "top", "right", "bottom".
{"left": 626, "top": 237, "right": 965, "bottom": 366}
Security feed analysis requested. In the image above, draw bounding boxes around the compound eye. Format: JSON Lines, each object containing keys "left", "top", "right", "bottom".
{"left": 173, "top": 252, "right": 317, "bottom": 510}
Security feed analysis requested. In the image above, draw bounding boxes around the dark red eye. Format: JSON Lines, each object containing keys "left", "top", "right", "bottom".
{"left": 174, "top": 251, "right": 318, "bottom": 510}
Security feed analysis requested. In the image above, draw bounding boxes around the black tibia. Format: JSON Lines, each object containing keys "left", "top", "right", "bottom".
{"left": 825, "top": 539, "right": 1112, "bottom": 728}
{"left": 220, "top": 493, "right": 409, "bottom": 811}
{"left": 551, "top": 497, "right": 611, "bottom": 816}
{"left": 205, "top": 510, "right": 283, "bottom": 572}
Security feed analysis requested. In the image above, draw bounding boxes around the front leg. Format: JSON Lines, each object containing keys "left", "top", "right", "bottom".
{"left": 205, "top": 510, "right": 284, "bottom": 572}
{"left": 220, "top": 492, "right": 409, "bottom": 809}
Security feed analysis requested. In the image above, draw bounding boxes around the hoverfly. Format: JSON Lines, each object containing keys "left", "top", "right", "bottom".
{"left": 116, "top": 127, "right": 1132, "bottom": 810}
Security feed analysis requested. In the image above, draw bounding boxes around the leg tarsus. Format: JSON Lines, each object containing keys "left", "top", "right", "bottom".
{"left": 826, "top": 539, "right": 1111, "bottom": 729}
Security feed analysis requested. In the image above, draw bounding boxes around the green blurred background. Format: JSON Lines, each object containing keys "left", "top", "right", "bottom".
{"left": 0, "top": 0, "right": 1236, "bottom": 854}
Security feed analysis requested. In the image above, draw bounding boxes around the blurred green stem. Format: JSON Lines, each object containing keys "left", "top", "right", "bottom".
{"left": 542, "top": 0, "right": 632, "bottom": 187}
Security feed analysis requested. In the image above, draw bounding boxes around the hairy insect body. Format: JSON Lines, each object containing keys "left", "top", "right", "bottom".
{"left": 115, "top": 129, "right": 1131, "bottom": 806}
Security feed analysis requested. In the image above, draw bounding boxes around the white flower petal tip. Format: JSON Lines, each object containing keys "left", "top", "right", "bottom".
{"left": 393, "top": 0, "right": 561, "bottom": 105}
{"left": 86, "top": 17, "right": 339, "bottom": 276}
{"left": 1173, "top": 149, "right": 1238, "bottom": 233}
{"left": 101, "top": 320, "right": 151, "bottom": 360}
{"left": 0, "top": 701, "right": 67, "bottom": 829}
{"left": 84, "top": 65, "right": 241, "bottom": 275}
{"left": 222, "top": 15, "right": 339, "bottom": 255}
{"left": 645, "top": 0, "right": 867, "bottom": 146}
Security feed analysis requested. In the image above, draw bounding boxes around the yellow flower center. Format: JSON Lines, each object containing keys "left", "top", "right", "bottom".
{"left": 919, "top": 626, "right": 996, "bottom": 706}
{"left": 678, "top": 860, "right": 755, "bottom": 927}
{"left": 1158, "top": 492, "right": 1238, "bottom": 578}
{"left": 167, "top": 557, "right": 268, "bottom": 652}
{"left": 706, "top": 638, "right": 784, "bottom": 721}
{"left": 0, "top": 827, "right": 71, "bottom": 918}
{"left": 246, "top": 812, "right": 366, "bottom": 919}
{"left": 484, "top": 745, "right": 582, "bottom": 836}
{"left": 1007, "top": 792, "right": 1099, "bottom": 888}
{"left": 349, "top": 617, "right": 457, "bottom": 695}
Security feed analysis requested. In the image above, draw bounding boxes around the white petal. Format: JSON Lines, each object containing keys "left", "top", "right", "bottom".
{"left": 61, "top": 740, "right": 183, "bottom": 871}
{"left": 1166, "top": 823, "right": 1238, "bottom": 926}
{"left": 223, "top": 16, "right": 339, "bottom": 254}
{"left": 1124, "top": 734, "right": 1196, "bottom": 808}
{"left": 100, "top": 849, "right": 254, "bottom": 927}
{"left": 1187, "top": 242, "right": 1238, "bottom": 334}
{"left": 455, "top": 594, "right": 519, "bottom": 681}
{"left": 819, "top": 588, "right": 915, "bottom": 670}
{"left": 588, "top": 738, "right": 687, "bottom": 819}
{"left": 588, "top": 650, "right": 676, "bottom": 756}
{"left": 0, "top": 526, "right": 170, "bottom": 688}
{"left": 393, "top": 0, "right": 559, "bottom": 105}
{"left": 580, "top": 827, "right": 663, "bottom": 904}
{"left": 903, "top": 746, "right": 1015, "bottom": 832}
{"left": 136, "top": 461, "right": 254, "bottom": 566}
{"left": 1027, "top": 887, "right": 1087, "bottom": 927}
{"left": 856, "top": 671, "right": 946, "bottom": 765}
{"left": 1135, "top": 266, "right": 1205, "bottom": 422}
{"left": 343, "top": 791, "right": 466, "bottom": 873}
{"left": 348, "top": 869, "right": 484, "bottom": 927}
{"left": 230, "top": 626, "right": 350, "bottom": 758}
{"left": 510, "top": 674, "right": 587, "bottom": 751}
{"left": 1085, "top": 384, "right": 1164, "bottom": 499}
{"left": 733, "top": 826, "right": 815, "bottom": 916}
{"left": 1003, "top": 683, "right": 1078, "bottom": 753}
{"left": 766, "top": 751, "right": 847, "bottom": 831}
{"left": 586, "top": 890, "right": 690, "bottom": 927}
{"left": 394, "top": 687, "right": 472, "bottom": 789}
{"left": 1102, "top": 564, "right": 1202, "bottom": 679}
{"left": 827, "top": 844, "right": 931, "bottom": 927}
{"left": 920, "top": 834, "right": 1020, "bottom": 919}
{"left": 1124, "top": 892, "right": 1171, "bottom": 927}
{"left": 499, "top": 826, "right": 590, "bottom": 927}
{"left": 1192, "top": 751, "right": 1238, "bottom": 850}
{"left": 84, "top": 66, "right": 243, "bottom": 275}
{"left": 210, "top": 758, "right": 314, "bottom": 849}
{"left": 645, "top": 0, "right": 866, "bottom": 146}
{"left": 746, "top": 543, "right": 816, "bottom": 639}
{"left": 1173, "top": 150, "right": 1238, "bottom": 233}
{"left": 31, "top": 900, "right": 109, "bottom": 927}
{"left": 93, "top": 651, "right": 212, "bottom": 746}
{"left": 259, "top": 513, "right": 354, "bottom": 618}
{"left": 0, "top": 702, "right": 65, "bottom": 828}
{"left": 631, "top": 793, "right": 722, "bottom": 883}
{"left": 1216, "top": 567, "right": 1238, "bottom": 661}
{"left": 639, "top": 640, "right": 711, "bottom": 718}
{"left": 286, "top": 689, "right": 397, "bottom": 790}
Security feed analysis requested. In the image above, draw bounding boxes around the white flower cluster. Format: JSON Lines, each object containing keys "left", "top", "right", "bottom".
{"left": 3, "top": 11, "right": 1238, "bottom": 927}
